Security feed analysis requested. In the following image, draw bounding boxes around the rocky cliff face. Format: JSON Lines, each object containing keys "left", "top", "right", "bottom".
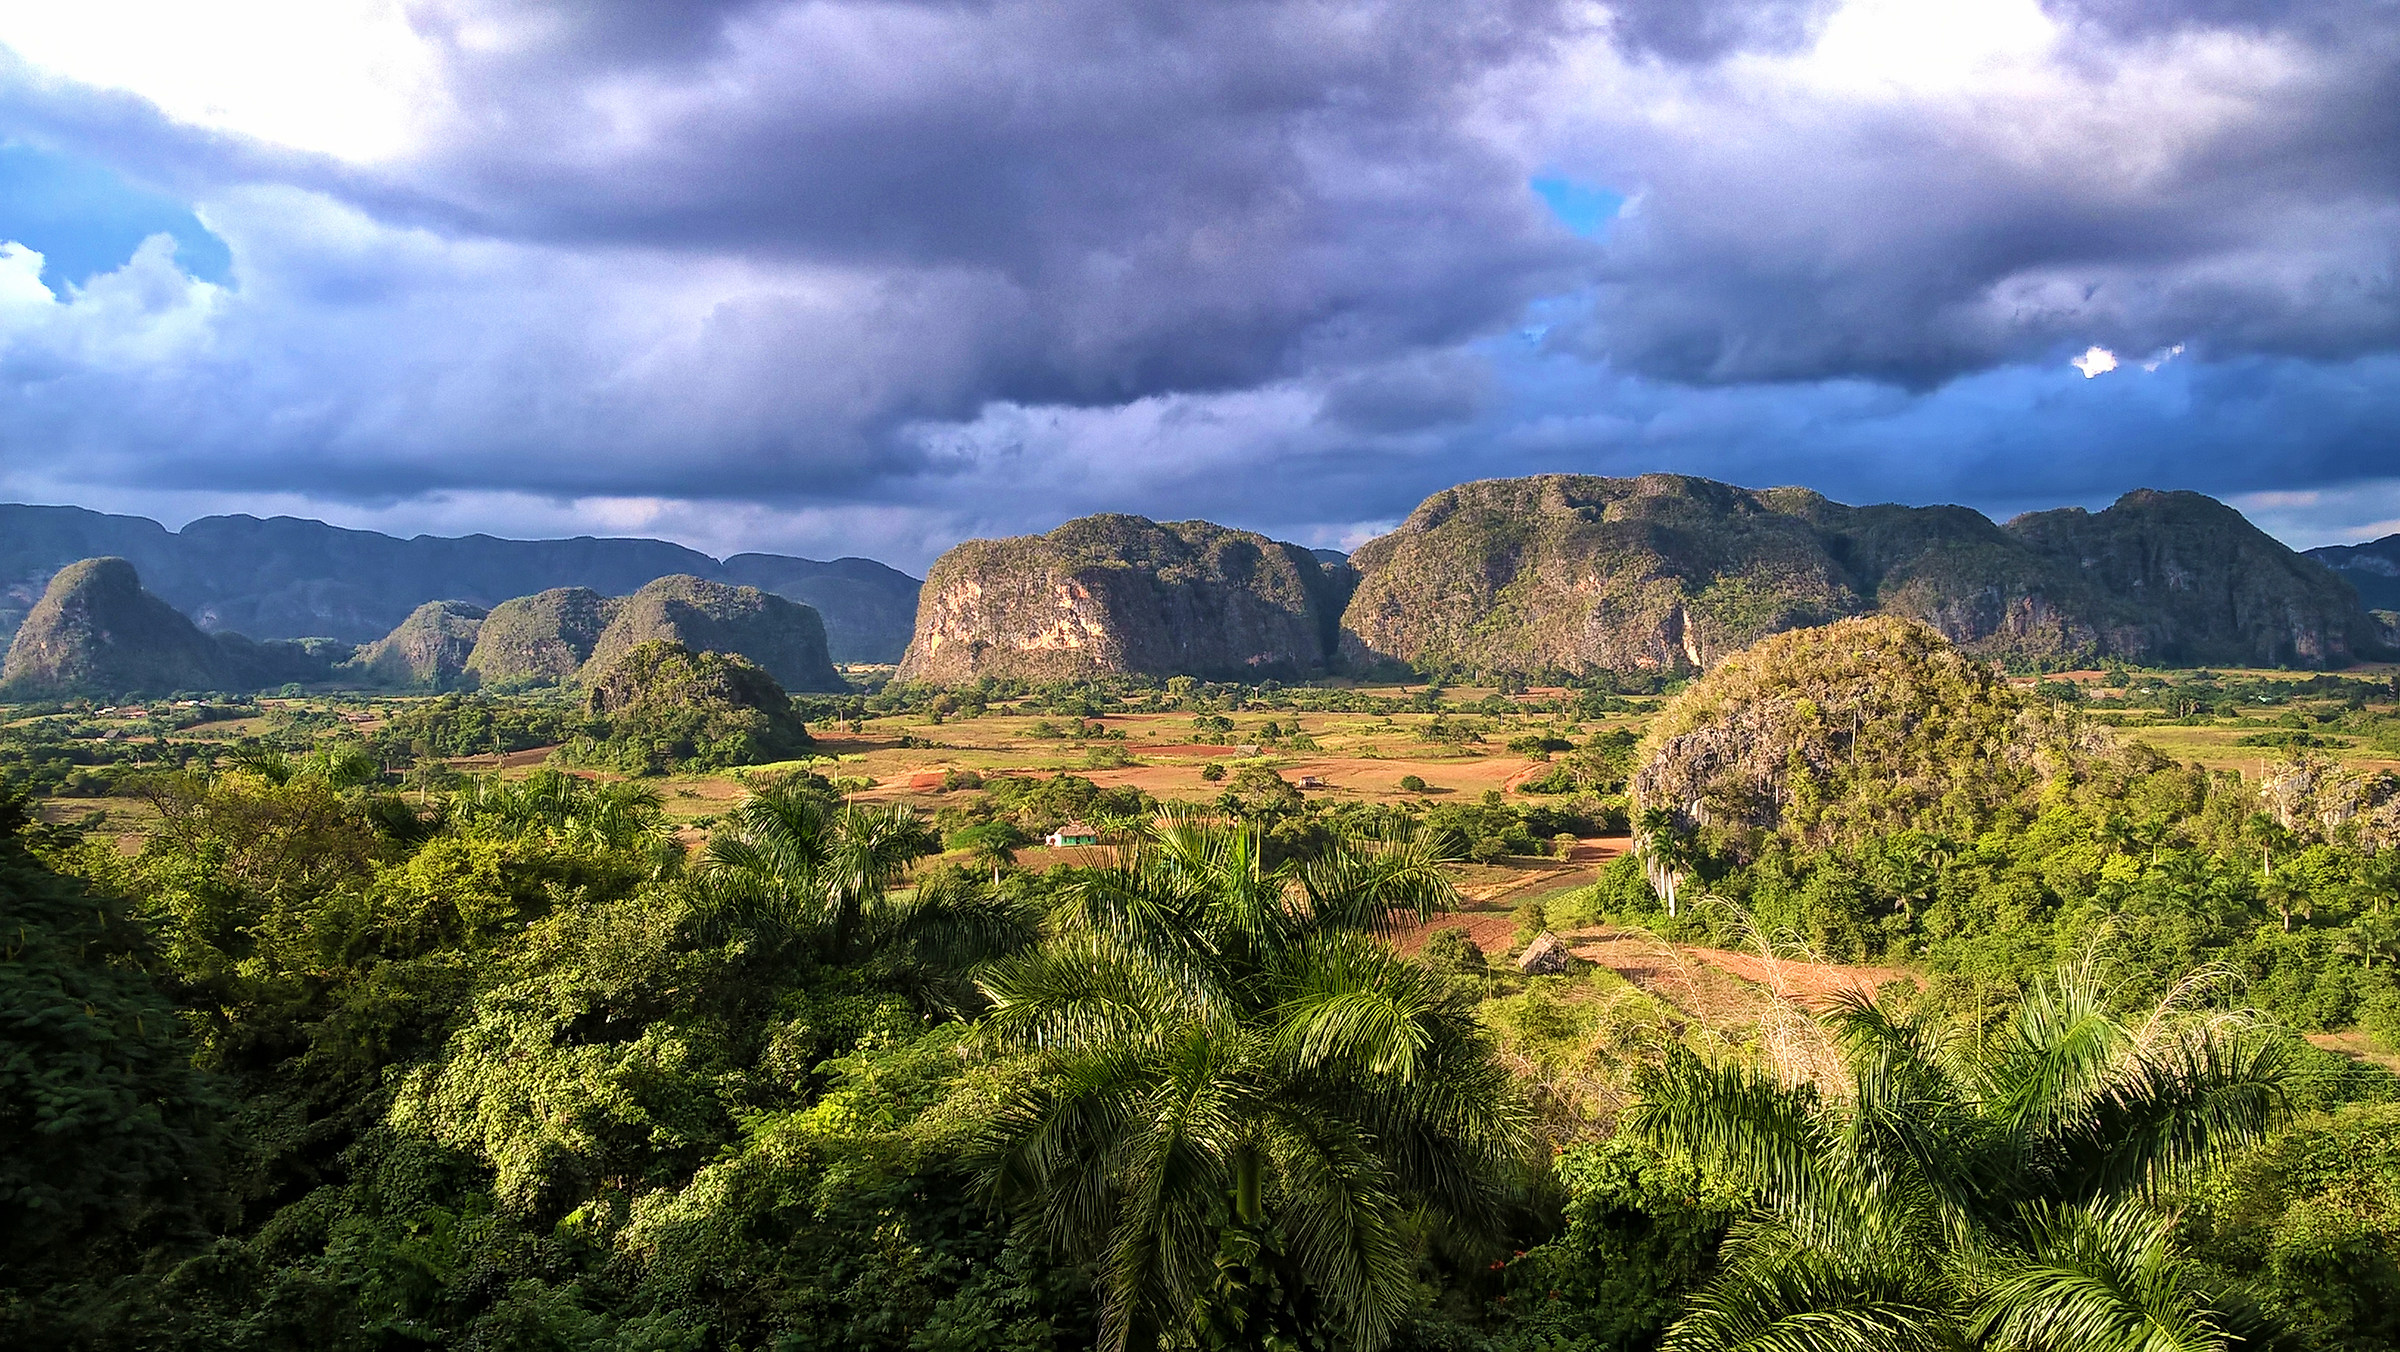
{"left": 579, "top": 575, "right": 842, "bottom": 693}
{"left": 345, "top": 601, "right": 488, "bottom": 689}
{"left": 897, "top": 515, "right": 1350, "bottom": 683}
{"left": 464, "top": 587, "right": 623, "bottom": 687}
{"left": 2006, "top": 490, "right": 2378, "bottom": 666}
{"left": 0, "top": 558, "right": 235, "bottom": 698}
{"left": 0, "top": 503, "right": 922, "bottom": 662}
{"left": 1339, "top": 475, "right": 2383, "bottom": 675}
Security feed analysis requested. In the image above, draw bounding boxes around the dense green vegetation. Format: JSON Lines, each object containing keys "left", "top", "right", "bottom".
{"left": 560, "top": 640, "right": 816, "bottom": 774}
{"left": 12, "top": 614, "right": 2400, "bottom": 1349}
{"left": 1590, "top": 620, "right": 2400, "bottom": 1046}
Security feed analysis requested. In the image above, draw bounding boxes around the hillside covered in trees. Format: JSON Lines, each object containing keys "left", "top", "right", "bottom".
{"left": 1342, "top": 476, "right": 2386, "bottom": 675}
{"left": 8, "top": 617, "right": 2400, "bottom": 1349}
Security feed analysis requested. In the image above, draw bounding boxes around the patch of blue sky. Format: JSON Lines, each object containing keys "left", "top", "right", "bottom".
{"left": 0, "top": 140, "right": 231, "bottom": 288}
{"left": 1529, "top": 175, "right": 1624, "bottom": 238}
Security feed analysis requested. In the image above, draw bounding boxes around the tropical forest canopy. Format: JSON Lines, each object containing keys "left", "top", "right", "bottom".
{"left": 6, "top": 615, "right": 2400, "bottom": 1350}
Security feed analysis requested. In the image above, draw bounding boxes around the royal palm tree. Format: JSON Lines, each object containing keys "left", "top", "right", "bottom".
{"left": 700, "top": 780, "right": 1032, "bottom": 1008}
{"left": 1627, "top": 958, "right": 2293, "bottom": 1352}
{"left": 973, "top": 814, "right": 1531, "bottom": 1351}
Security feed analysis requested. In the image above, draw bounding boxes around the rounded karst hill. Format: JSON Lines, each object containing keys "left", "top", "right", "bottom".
{"left": 465, "top": 586, "right": 623, "bottom": 687}
{"left": 578, "top": 639, "right": 813, "bottom": 771}
{"left": 1337, "top": 474, "right": 2384, "bottom": 676}
{"left": 578, "top": 574, "right": 842, "bottom": 692}
{"left": 1340, "top": 475, "right": 1869, "bottom": 676}
{"left": 897, "top": 514, "right": 1351, "bottom": 684}
{"left": 1630, "top": 615, "right": 2090, "bottom": 853}
{"left": 0, "top": 556, "right": 234, "bottom": 698}
{"left": 344, "top": 600, "right": 488, "bottom": 689}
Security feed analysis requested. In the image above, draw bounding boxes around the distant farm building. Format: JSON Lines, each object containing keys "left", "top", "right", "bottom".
{"left": 1047, "top": 821, "right": 1101, "bottom": 847}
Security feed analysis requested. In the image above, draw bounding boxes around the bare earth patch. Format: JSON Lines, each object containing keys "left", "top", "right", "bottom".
{"left": 2308, "top": 1030, "right": 2400, "bottom": 1075}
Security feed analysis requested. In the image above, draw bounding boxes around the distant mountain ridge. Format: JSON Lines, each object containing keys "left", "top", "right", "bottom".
{"left": 2305, "top": 534, "right": 2400, "bottom": 612}
{"left": 0, "top": 504, "right": 922, "bottom": 663}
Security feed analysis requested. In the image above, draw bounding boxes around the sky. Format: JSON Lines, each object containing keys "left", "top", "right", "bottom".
{"left": 0, "top": 0, "right": 2394, "bottom": 571}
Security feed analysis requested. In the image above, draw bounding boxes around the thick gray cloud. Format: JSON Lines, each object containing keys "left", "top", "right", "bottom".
{"left": 1, "top": 0, "right": 2397, "bottom": 563}
{"left": 1550, "top": 0, "right": 2400, "bottom": 386}
{"left": 387, "top": 0, "right": 1589, "bottom": 411}
{"left": 1606, "top": 0, "right": 1837, "bottom": 62}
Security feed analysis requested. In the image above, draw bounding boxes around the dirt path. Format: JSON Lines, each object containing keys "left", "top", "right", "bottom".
{"left": 2309, "top": 1030, "right": 2400, "bottom": 1075}
{"left": 1565, "top": 928, "right": 1916, "bottom": 1012}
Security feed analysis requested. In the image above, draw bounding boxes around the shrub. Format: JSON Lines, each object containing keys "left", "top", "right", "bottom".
{"left": 1420, "top": 926, "right": 1487, "bottom": 976}
{"left": 1199, "top": 762, "right": 1226, "bottom": 782}
{"left": 1399, "top": 774, "right": 1429, "bottom": 793}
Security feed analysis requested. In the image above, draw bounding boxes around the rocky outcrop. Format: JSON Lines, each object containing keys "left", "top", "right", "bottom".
{"left": 465, "top": 587, "right": 622, "bottom": 687}
{"left": 1339, "top": 475, "right": 2384, "bottom": 675}
{"left": 2008, "top": 490, "right": 2379, "bottom": 667}
{"left": 0, "top": 558, "right": 235, "bottom": 698}
{"left": 896, "top": 515, "right": 1351, "bottom": 684}
{"left": 344, "top": 601, "right": 488, "bottom": 689}
{"left": 580, "top": 575, "right": 843, "bottom": 693}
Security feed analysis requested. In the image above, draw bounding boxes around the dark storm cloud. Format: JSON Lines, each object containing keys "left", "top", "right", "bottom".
{"left": 2042, "top": 0, "right": 2315, "bottom": 38}
{"left": 6, "top": 0, "right": 2400, "bottom": 560}
{"left": 1552, "top": 0, "right": 2400, "bottom": 388}
{"left": 387, "top": 0, "right": 1590, "bottom": 413}
{"left": 1606, "top": 0, "right": 1838, "bottom": 62}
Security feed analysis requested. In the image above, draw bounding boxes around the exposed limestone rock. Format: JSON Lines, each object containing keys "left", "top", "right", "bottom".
{"left": 897, "top": 515, "right": 1352, "bottom": 683}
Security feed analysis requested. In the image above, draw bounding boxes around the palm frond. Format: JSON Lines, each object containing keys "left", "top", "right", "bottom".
{"left": 2032, "top": 1029, "right": 2291, "bottom": 1205}
{"left": 1093, "top": 1028, "right": 1255, "bottom": 1352}
{"left": 1661, "top": 1244, "right": 1954, "bottom": 1352}
{"left": 1627, "top": 1050, "right": 1834, "bottom": 1223}
{"left": 1296, "top": 823, "right": 1462, "bottom": 940}
{"left": 1969, "top": 1200, "right": 2231, "bottom": 1352}
{"left": 1267, "top": 936, "right": 1446, "bottom": 1080}
{"left": 1980, "top": 962, "right": 2130, "bottom": 1142}
{"left": 978, "top": 933, "right": 1222, "bottom": 1053}
{"left": 1266, "top": 1108, "right": 1414, "bottom": 1351}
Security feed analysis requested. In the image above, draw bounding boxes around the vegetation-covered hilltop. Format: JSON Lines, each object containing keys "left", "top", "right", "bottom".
{"left": 0, "top": 558, "right": 345, "bottom": 698}
{"left": 1340, "top": 474, "right": 2384, "bottom": 675}
{"left": 341, "top": 599, "right": 487, "bottom": 689}
{"left": 579, "top": 574, "right": 842, "bottom": 692}
{"left": 564, "top": 639, "right": 814, "bottom": 772}
{"left": 462, "top": 586, "right": 621, "bottom": 687}
{"left": 899, "top": 514, "right": 1354, "bottom": 683}
{"left": 1630, "top": 615, "right": 2067, "bottom": 853}
{"left": 0, "top": 558, "right": 237, "bottom": 698}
